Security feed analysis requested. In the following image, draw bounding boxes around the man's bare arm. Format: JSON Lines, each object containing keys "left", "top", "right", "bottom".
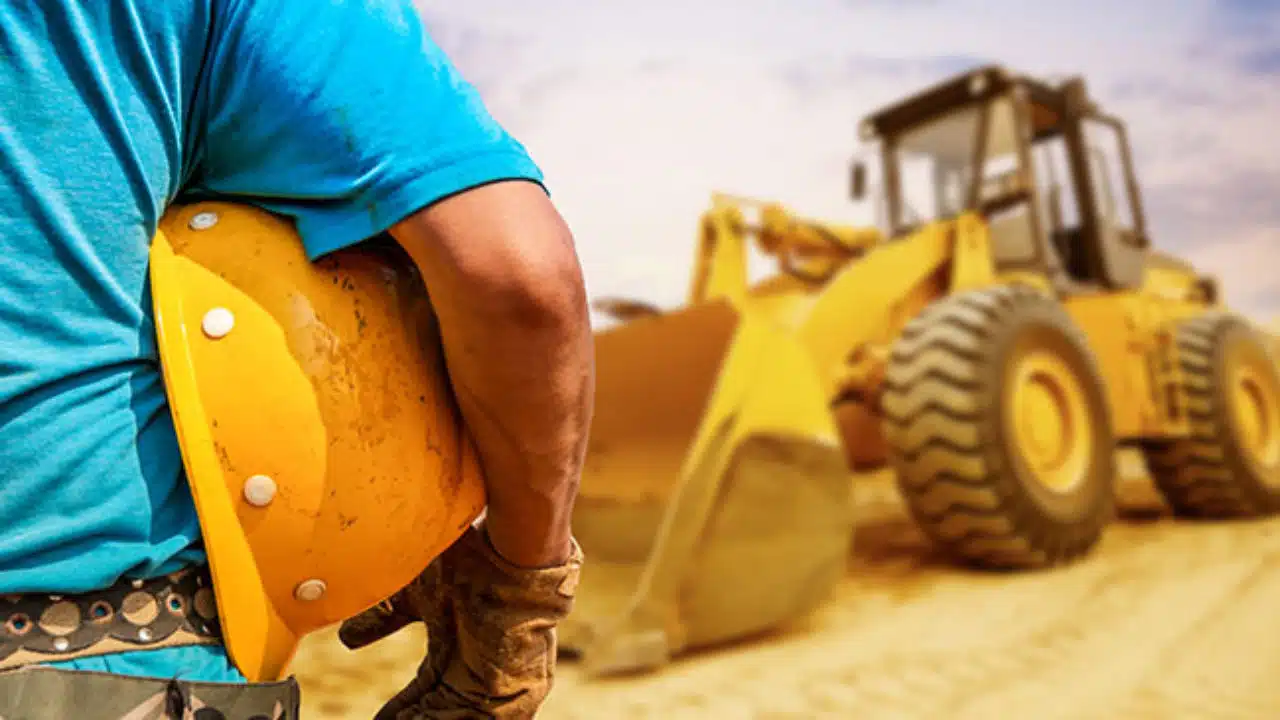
{"left": 389, "top": 180, "right": 594, "bottom": 569}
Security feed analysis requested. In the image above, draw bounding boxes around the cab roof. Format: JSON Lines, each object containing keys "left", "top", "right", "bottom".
{"left": 860, "top": 64, "right": 1082, "bottom": 137}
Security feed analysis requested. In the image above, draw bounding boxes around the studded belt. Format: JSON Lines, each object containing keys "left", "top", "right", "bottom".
{"left": 0, "top": 566, "right": 224, "bottom": 671}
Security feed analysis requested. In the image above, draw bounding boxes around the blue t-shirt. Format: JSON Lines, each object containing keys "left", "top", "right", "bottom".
{"left": 0, "top": 0, "right": 543, "bottom": 682}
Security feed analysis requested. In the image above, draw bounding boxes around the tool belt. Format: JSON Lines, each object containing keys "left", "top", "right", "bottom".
{"left": 0, "top": 666, "right": 300, "bottom": 719}
{"left": 0, "top": 566, "right": 223, "bottom": 671}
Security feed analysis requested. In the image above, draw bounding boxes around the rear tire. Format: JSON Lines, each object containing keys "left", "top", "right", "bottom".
{"left": 1141, "top": 313, "right": 1280, "bottom": 517}
{"left": 882, "top": 284, "right": 1116, "bottom": 570}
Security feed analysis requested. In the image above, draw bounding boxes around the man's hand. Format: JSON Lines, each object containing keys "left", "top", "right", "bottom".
{"left": 339, "top": 520, "right": 583, "bottom": 720}
{"left": 388, "top": 179, "right": 594, "bottom": 569}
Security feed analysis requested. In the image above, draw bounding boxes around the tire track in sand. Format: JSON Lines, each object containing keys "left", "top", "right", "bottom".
{"left": 291, "top": 472, "right": 1280, "bottom": 719}
{"left": 542, "top": 522, "right": 1280, "bottom": 719}
{"left": 1116, "top": 550, "right": 1280, "bottom": 719}
{"left": 536, "top": 471, "right": 1280, "bottom": 719}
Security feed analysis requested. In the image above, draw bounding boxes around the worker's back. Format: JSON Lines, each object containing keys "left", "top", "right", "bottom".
{"left": 0, "top": 0, "right": 211, "bottom": 598}
{"left": 0, "top": 0, "right": 541, "bottom": 683}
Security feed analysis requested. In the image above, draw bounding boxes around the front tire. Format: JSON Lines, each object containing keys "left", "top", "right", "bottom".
{"left": 882, "top": 285, "right": 1117, "bottom": 570}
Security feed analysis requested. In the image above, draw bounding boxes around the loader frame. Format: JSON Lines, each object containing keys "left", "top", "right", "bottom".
{"left": 566, "top": 64, "right": 1277, "bottom": 679}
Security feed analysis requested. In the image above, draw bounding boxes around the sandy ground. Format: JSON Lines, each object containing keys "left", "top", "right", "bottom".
{"left": 290, "top": 452, "right": 1280, "bottom": 719}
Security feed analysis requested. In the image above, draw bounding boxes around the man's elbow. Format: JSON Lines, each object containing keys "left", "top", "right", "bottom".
{"left": 476, "top": 223, "right": 590, "bottom": 335}
{"left": 508, "top": 248, "right": 590, "bottom": 333}
{"left": 392, "top": 180, "right": 591, "bottom": 334}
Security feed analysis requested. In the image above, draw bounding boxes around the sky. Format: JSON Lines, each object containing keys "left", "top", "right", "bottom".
{"left": 414, "top": 0, "right": 1280, "bottom": 322}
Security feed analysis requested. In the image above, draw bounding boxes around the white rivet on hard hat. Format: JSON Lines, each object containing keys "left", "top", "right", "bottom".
{"left": 189, "top": 211, "right": 219, "bottom": 230}
{"left": 138, "top": 628, "right": 153, "bottom": 641}
{"left": 53, "top": 637, "right": 69, "bottom": 652}
{"left": 243, "top": 474, "right": 277, "bottom": 507}
{"left": 294, "top": 580, "right": 327, "bottom": 602}
{"left": 202, "top": 308, "right": 235, "bottom": 338}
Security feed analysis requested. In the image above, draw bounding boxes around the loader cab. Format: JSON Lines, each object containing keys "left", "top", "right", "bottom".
{"left": 850, "top": 65, "right": 1150, "bottom": 293}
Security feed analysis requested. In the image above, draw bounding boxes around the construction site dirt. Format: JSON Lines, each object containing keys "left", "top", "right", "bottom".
{"left": 289, "top": 450, "right": 1280, "bottom": 719}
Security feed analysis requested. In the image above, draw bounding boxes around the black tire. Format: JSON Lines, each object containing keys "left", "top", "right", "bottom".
{"left": 1141, "top": 313, "right": 1280, "bottom": 517}
{"left": 881, "top": 284, "right": 1117, "bottom": 570}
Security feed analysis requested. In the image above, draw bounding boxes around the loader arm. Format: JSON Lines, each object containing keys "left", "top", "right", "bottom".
{"left": 756, "top": 202, "right": 880, "bottom": 284}
{"left": 687, "top": 199, "right": 751, "bottom": 306}
{"left": 799, "top": 215, "right": 985, "bottom": 401}
{"left": 688, "top": 193, "right": 883, "bottom": 306}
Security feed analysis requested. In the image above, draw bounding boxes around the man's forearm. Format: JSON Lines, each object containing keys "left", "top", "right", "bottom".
{"left": 390, "top": 181, "right": 595, "bottom": 568}
{"left": 437, "top": 282, "right": 593, "bottom": 568}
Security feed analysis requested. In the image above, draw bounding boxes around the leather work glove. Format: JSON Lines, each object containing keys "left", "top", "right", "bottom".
{"left": 338, "top": 521, "right": 583, "bottom": 720}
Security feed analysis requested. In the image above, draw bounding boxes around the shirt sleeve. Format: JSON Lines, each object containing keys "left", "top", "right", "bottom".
{"left": 188, "top": 0, "right": 544, "bottom": 260}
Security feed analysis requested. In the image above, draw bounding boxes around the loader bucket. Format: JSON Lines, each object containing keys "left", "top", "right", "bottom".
{"left": 562, "top": 299, "right": 856, "bottom": 677}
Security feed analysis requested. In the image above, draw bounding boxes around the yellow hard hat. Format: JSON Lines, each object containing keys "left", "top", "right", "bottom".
{"left": 149, "top": 201, "right": 487, "bottom": 682}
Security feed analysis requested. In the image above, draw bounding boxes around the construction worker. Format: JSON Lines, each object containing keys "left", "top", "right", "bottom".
{"left": 0, "top": 0, "right": 591, "bottom": 718}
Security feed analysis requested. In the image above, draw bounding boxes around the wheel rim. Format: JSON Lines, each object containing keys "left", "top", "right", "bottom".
{"left": 1230, "top": 354, "right": 1280, "bottom": 479}
{"left": 1008, "top": 348, "right": 1093, "bottom": 494}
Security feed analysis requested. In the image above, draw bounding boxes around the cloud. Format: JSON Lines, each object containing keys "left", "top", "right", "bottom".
{"left": 413, "top": 0, "right": 1279, "bottom": 321}
{"left": 780, "top": 53, "right": 993, "bottom": 99}
{"left": 1190, "top": 0, "right": 1280, "bottom": 77}
{"left": 1239, "top": 47, "right": 1280, "bottom": 75}
{"left": 1181, "top": 227, "right": 1280, "bottom": 313}
{"left": 411, "top": 3, "right": 598, "bottom": 134}
{"left": 413, "top": 7, "right": 523, "bottom": 85}
{"left": 1212, "top": 0, "right": 1280, "bottom": 31}
{"left": 1142, "top": 162, "right": 1280, "bottom": 316}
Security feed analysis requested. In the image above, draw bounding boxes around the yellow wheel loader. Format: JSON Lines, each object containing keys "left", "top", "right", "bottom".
{"left": 562, "top": 65, "right": 1280, "bottom": 676}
